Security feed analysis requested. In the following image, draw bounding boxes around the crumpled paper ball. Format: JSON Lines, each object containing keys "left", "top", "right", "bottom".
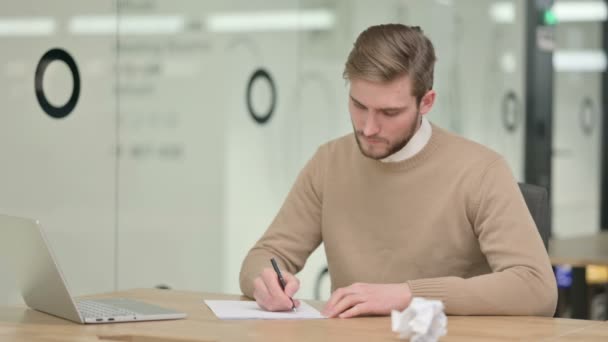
{"left": 391, "top": 297, "right": 447, "bottom": 342}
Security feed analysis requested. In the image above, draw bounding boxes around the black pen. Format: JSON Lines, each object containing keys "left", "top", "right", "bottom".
{"left": 270, "top": 258, "right": 297, "bottom": 312}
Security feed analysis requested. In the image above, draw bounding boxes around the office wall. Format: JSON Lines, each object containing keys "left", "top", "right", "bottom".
{"left": 0, "top": 1, "right": 117, "bottom": 304}
{"left": 115, "top": 0, "right": 225, "bottom": 295}
{"left": 454, "top": 0, "right": 528, "bottom": 180}
{"left": 0, "top": 0, "right": 604, "bottom": 305}
{"left": 220, "top": 0, "right": 307, "bottom": 296}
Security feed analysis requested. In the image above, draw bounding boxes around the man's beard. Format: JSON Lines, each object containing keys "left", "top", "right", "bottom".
{"left": 353, "top": 111, "right": 421, "bottom": 160}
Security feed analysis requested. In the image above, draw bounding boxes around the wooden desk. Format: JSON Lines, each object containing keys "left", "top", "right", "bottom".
{"left": 549, "top": 232, "right": 608, "bottom": 319}
{"left": 0, "top": 289, "right": 607, "bottom": 341}
{"left": 551, "top": 321, "right": 608, "bottom": 341}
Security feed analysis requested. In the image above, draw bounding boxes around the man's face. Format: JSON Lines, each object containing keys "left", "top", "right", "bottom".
{"left": 349, "top": 74, "right": 435, "bottom": 160}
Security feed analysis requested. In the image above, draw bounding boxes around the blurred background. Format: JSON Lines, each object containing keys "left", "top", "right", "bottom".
{"left": 0, "top": 0, "right": 606, "bottom": 319}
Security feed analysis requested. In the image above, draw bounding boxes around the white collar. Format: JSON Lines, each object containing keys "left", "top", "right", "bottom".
{"left": 381, "top": 117, "right": 432, "bottom": 163}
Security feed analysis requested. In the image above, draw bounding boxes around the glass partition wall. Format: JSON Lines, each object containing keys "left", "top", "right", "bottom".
{"left": 552, "top": 0, "right": 605, "bottom": 238}
{"left": 0, "top": 0, "right": 604, "bottom": 304}
{"left": 0, "top": 1, "right": 118, "bottom": 304}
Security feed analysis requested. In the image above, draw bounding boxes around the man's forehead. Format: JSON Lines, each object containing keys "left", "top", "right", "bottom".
{"left": 349, "top": 77, "right": 416, "bottom": 107}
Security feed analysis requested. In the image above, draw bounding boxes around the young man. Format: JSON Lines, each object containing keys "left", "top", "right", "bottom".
{"left": 239, "top": 24, "right": 557, "bottom": 318}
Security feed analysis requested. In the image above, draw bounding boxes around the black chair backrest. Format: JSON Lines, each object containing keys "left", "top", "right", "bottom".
{"left": 518, "top": 182, "right": 551, "bottom": 251}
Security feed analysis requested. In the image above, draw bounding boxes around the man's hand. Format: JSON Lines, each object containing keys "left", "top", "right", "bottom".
{"left": 322, "top": 283, "right": 412, "bottom": 318}
{"left": 253, "top": 267, "right": 301, "bottom": 311}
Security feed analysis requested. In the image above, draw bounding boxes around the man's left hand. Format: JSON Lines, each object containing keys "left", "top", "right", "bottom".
{"left": 321, "top": 282, "right": 412, "bottom": 318}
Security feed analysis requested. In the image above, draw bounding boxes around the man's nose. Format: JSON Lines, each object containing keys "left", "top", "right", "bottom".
{"left": 362, "top": 113, "right": 380, "bottom": 136}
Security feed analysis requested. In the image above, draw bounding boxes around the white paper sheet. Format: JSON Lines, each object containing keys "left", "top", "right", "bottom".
{"left": 204, "top": 300, "right": 326, "bottom": 320}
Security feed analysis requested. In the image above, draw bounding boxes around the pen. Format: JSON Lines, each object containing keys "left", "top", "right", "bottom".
{"left": 270, "top": 257, "right": 297, "bottom": 312}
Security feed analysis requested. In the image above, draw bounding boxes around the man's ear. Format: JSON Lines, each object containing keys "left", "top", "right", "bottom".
{"left": 419, "top": 90, "right": 436, "bottom": 115}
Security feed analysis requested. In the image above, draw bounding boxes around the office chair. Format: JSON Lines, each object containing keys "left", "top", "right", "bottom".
{"left": 517, "top": 182, "right": 551, "bottom": 250}
{"left": 313, "top": 182, "right": 551, "bottom": 300}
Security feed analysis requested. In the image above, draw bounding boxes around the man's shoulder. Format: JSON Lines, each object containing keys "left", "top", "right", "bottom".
{"left": 433, "top": 124, "right": 503, "bottom": 163}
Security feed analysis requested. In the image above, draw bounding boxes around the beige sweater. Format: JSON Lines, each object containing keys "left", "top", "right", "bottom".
{"left": 240, "top": 124, "right": 557, "bottom": 316}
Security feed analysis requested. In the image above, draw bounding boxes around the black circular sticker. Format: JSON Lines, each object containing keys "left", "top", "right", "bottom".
{"left": 501, "top": 90, "right": 520, "bottom": 133}
{"left": 35, "top": 48, "right": 80, "bottom": 119}
{"left": 246, "top": 68, "right": 276, "bottom": 125}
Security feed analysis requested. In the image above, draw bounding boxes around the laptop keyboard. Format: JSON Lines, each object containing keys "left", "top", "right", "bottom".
{"left": 77, "top": 300, "right": 138, "bottom": 318}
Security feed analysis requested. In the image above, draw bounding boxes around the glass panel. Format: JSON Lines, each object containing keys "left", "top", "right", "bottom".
{"left": 552, "top": 0, "right": 604, "bottom": 237}
{"left": 115, "top": 0, "right": 304, "bottom": 294}
{"left": 452, "top": 0, "right": 527, "bottom": 180}
{"left": 116, "top": 0, "right": 225, "bottom": 292}
{"left": 0, "top": 1, "right": 117, "bottom": 304}
{"left": 217, "top": 0, "right": 303, "bottom": 295}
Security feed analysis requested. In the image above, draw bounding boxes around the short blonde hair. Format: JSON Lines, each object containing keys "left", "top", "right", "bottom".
{"left": 343, "top": 24, "right": 436, "bottom": 104}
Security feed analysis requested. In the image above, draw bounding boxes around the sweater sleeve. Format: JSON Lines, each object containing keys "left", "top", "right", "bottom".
{"left": 408, "top": 158, "right": 558, "bottom": 316}
{"left": 239, "top": 147, "right": 325, "bottom": 298}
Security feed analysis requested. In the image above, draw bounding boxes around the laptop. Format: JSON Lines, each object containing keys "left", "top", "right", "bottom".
{"left": 0, "top": 214, "right": 187, "bottom": 324}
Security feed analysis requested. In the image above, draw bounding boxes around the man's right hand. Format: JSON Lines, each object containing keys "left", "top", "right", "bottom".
{"left": 253, "top": 267, "right": 301, "bottom": 311}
